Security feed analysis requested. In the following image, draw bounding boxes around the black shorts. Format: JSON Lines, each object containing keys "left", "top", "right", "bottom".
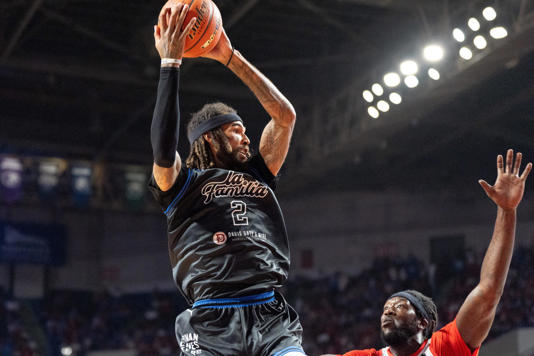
{"left": 175, "top": 291, "right": 306, "bottom": 356}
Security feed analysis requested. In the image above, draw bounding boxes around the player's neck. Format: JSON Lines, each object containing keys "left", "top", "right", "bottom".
{"left": 388, "top": 334, "right": 426, "bottom": 356}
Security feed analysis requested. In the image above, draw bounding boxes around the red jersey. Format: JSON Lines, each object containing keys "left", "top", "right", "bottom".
{"left": 341, "top": 320, "right": 479, "bottom": 356}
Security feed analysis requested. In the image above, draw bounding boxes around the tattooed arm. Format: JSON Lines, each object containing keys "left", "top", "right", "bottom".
{"left": 203, "top": 31, "right": 296, "bottom": 176}
{"left": 228, "top": 50, "right": 296, "bottom": 176}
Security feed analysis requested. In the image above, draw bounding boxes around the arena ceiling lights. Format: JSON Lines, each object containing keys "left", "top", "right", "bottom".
{"left": 362, "top": 4, "right": 509, "bottom": 119}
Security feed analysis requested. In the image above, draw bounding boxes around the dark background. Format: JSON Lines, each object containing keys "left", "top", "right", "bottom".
{"left": 2, "top": 0, "right": 534, "bottom": 198}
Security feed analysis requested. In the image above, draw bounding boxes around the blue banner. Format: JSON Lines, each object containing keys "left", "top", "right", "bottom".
{"left": 0, "top": 221, "right": 66, "bottom": 266}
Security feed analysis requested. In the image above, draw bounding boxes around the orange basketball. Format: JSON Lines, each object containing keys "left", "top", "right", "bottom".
{"left": 159, "top": 0, "right": 223, "bottom": 58}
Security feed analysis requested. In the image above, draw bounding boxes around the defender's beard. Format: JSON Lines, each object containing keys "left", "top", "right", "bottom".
{"left": 380, "top": 323, "right": 419, "bottom": 347}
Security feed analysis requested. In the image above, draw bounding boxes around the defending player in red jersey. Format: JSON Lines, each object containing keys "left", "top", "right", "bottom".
{"left": 329, "top": 149, "right": 531, "bottom": 356}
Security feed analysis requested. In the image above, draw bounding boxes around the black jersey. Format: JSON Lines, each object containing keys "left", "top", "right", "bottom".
{"left": 149, "top": 154, "right": 290, "bottom": 305}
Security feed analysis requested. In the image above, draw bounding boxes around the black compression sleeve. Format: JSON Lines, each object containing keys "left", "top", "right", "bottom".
{"left": 151, "top": 67, "right": 180, "bottom": 168}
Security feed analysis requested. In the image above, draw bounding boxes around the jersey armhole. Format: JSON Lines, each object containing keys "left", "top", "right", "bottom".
{"left": 249, "top": 154, "right": 278, "bottom": 190}
{"left": 163, "top": 168, "right": 193, "bottom": 215}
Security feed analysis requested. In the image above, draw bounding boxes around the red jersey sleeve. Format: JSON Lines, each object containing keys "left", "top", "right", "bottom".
{"left": 430, "top": 319, "right": 480, "bottom": 356}
{"left": 341, "top": 349, "right": 380, "bottom": 356}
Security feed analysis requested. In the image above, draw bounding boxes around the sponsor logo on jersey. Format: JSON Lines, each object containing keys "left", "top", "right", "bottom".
{"left": 201, "top": 171, "right": 269, "bottom": 204}
{"left": 179, "top": 332, "right": 202, "bottom": 355}
{"left": 212, "top": 231, "right": 227, "bottom": 245}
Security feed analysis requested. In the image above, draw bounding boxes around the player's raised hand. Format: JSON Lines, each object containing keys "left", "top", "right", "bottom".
{"left": 479, "top": 149, "right": 532, "bottom": 210}
{"left": 201, "top": 28, "right": 233, "bottom": 64}
{"left": 154, "top": 4, "right": 196, "bottom": 59}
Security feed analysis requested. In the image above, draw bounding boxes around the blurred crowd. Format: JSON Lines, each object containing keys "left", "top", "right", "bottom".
{"left": 1, "top": 244, "right": 533, "bottom": 356}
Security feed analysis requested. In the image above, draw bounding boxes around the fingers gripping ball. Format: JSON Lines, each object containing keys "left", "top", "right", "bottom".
{"left": 159, "top": 0, "right": 222, "bottom": 58}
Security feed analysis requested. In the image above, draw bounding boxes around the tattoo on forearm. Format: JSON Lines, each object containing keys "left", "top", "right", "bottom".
{"left": 231, "top": 56, "right": 291, "bottom": 124}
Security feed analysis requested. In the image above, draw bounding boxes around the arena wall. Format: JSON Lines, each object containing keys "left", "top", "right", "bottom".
{"left": 2, "top": 190, "right": 534, "bottom": 296}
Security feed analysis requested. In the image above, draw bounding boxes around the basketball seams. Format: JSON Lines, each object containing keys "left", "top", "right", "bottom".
{"left": 185, "top": 0, "right": 214, "bottom": 55}
{"left": 161, "top": 0, "right": 222, "bottom": 58}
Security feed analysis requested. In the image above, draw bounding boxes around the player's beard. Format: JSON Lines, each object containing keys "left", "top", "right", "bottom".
{"left": 380, "top": 322, "right": 419, "bottom": 347}
{"left": 216, "top": 144, "right": 252, "bottom": 171}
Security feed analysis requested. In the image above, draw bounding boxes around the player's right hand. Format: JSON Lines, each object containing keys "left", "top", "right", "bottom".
{"left": 478, "top": 149, "right": 532, "bottom": 210}
{"left": 201, "top": 28, "right": 233, "bottom": 65}
{"left": 154, "top": 4, "right": 196, "bottom": 59}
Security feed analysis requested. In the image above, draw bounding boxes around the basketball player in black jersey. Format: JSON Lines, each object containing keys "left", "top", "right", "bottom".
{"left": 148, "top": 4, "right": 305, "bottom": 356}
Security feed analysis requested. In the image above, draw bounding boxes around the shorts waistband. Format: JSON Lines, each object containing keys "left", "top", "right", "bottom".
{"left": 192, "top": 290, "right": 275, "bottom": 309}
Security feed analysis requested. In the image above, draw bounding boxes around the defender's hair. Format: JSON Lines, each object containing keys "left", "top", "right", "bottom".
{"left": 403, "top": 290, "right": 438, "bottom": 338}
{"left": 185, "top": 102, "right": 236, "bottom": 170}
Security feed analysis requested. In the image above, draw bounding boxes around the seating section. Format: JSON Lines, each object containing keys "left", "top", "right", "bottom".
{"left": 1, "top": 245, "right": 532, "bottom": 355}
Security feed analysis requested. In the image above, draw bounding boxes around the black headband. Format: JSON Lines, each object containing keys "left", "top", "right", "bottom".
{"left": 188, "top": 113, "right": 243, "bottom": 144}
{"left": 389, "top": 291, "right": 430, "bottom": 322}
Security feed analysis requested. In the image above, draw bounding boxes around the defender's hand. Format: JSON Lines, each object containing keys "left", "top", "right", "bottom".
{"left": 201, "top": 28, "right": 233, "bottom": 64}
{"left": 479, "top": 149, "right": 532, "bottom": 210}
{"left": 154, "top": 4, "right": 196, "bottom": 60}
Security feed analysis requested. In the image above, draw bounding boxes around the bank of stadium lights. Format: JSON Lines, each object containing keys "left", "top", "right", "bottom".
{"left": 377, "top": 100, "right": 390, "bottom": 112}
{"left": 362, "top": 4, "right": 509, "bottom": 119}
{"left": 404, "top": 75, "right": 419, "bottom": 88}
{"left": 483, "top": 7, "right": 497, "bottom": 21}
{"left": 473, "top": 35, "right": 487, "bottom": 49}
{"left": 384, "top": 72, "right": 401, "bottom": 87}
{"left": 368, "top": 106, "right": 380, "bottom": 119}
{"left": 372, "top": 83, "right": 384, "bottom": 96}
{"left": 362, "top": 53, "right": 441, "bottom": 118}
{"left": 453, "top": 6, "right": 508, "bottom": 62}
{"left": 400, "top": 60, "right": 418, "bottom": 75}
{"left": 490, "top": 27, "right": 508, "bottom": 39}
{"left": 362, "top": 90, "right": 374, "bottom": 103}
{"left": 423, "top": 45, "right": 444, "bottom": 62}
{"left": 453, "top": 28, "right": 466, "bottom": 42}
{"left": 459, "top": 47, "right": 473, "bottom": 60}
{"left": 428, "top": 68, "right": 440, "bottom": 80}
{"left": 468, "top": 18, "right": 481, "bottom": 31}
{"left": 389, "top": 92, "right": 402, "bottom": 105}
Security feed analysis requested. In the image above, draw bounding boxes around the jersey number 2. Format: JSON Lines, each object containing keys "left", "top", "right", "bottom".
{"left": 231, "top": 200, "right": 249, "bottom": 226}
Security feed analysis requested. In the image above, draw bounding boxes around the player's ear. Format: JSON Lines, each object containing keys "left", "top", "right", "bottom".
{"left": 203, "top": 132, "right": 212, "bottom": 144}
{"left": 203, "top": 132, "right": 218, "bottom": 154}
{"left": 418, "top": 317, "right": 429, "bottom": 331}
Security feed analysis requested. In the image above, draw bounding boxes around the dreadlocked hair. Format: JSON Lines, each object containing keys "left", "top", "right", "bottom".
{"left": 185, "top": 102, "right": 236, "bottom": 170}
{"left": 404, "top": 290, "right": 438, "bottom": 338}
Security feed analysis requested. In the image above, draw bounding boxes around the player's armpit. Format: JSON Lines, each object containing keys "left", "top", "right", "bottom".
{"left": 153, "top": 152, "right": 182, "bottom": 191}
{"left": 259, "top": 119, "right": 294, "bottom": 176}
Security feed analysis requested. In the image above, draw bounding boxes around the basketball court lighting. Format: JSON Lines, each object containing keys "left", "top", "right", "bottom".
{"left": 428, "top": 68, "right": 440, "bottom": 80}
{"left": 483, "top": 7, "right": 497, "bottom": 21}
{"left": 490, "top": 26, "right": 508, "bottom": 39}
{"left": 473, "top": 35, "right": 488, "bottom": 49}
{"left": 423, "top": 44, "right": 444, "bottom": 62}
{"left": 400, "top": 60, "right": 418, "bottom": 75}
{"left": 368, "top": 106, "right": 380, "bottom": 119}
{"left": 389, "top": 92, "right": 402, "bottom": 105}
{"left": 453, "top": 28, "right": 466, "bottom": 42}
{"left": 384, "top": 72, "right": 401, "bottom": 87}
{"left": 371, "top": 83, "right": 384, "bottom": 96}
{"left": 362, "top": 90, "right": 374, "bottom": 103}
{"left": 459, "top": 46, "right": 473, "bottom": 60}
{"left": 404, "top": 75, "right": 419, "bottom": 88}
{"left": 377, "top": 100, "right": 390, "bottom": 112}
{"left": 468, "top": 18, "right": 481, "bottom": 31}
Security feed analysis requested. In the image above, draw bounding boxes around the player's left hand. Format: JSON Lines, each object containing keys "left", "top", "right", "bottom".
{"left": 201, "top": 28, "right": 233, "bottom": 64}
{"left": 479, "top": 149, "right": 532, "bottom": 210}
{"left": 154, "top": 4, "right": 196, "bottom": 60}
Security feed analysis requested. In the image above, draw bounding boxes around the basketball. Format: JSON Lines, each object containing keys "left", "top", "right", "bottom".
{"left": 159, "top": 0, "right": 223, "bottom": 58}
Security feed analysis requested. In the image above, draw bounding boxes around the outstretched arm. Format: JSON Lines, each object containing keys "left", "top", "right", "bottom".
{"left": 456, "top": 149, "right": 532, "bottom": 349}
{"left": 151, "top": 4, "right": 196, "bottom": 191}
{"left": 203, "top": 31, "right": 296, "bottom": 176}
